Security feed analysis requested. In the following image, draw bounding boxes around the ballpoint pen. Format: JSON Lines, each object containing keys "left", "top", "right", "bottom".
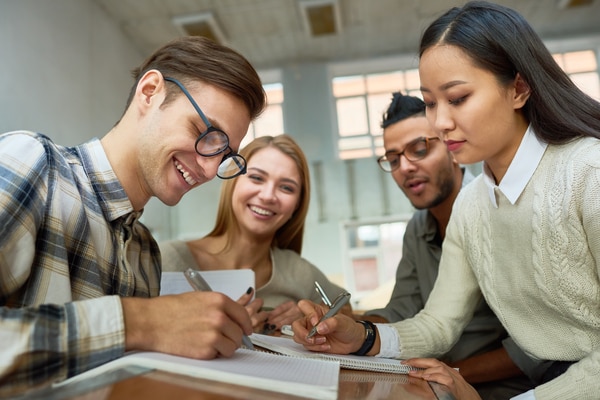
{"left": 314, "top": 281, "right": 332, "bottom": 307}
{"left": 306, "top": 290, "right": 351, "bottom": 339}
{"left": 184, "top": 268, "right": 254, "bottom": 350}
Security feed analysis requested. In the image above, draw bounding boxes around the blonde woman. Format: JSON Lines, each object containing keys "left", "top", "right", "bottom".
{"left": 161, "top": 134, "right": 351, "bottom": 332}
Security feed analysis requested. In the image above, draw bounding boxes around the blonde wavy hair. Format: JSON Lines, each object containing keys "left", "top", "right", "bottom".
{"left": 206, "top": 134, "right": 310, "bottom": 254}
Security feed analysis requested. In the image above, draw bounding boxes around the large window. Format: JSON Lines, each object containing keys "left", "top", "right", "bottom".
{"left": 342, "top": 219, "right": 408, "bottom": 308}
{"left": 332, "top": 47, "right": 600, "bottom": 160}
{"left": 553, "top": 50, "right": 599, "bottom": 100}
{"left": 332, "top": 70, "right": 421, "bottom": 160}
{"left": 242, "top": 80, "right": 285, "bottom": 148}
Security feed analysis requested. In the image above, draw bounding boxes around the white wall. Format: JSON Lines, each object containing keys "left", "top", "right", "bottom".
{"left": 0, "top": 0, "right": 142, "bottom": 145}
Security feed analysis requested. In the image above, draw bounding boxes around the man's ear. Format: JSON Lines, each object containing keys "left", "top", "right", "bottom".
{"left": 512, "top": 72, "right": 531, "bottom": 109}
{"left": 135, "top": 69, "right": 166, "bottom": 110}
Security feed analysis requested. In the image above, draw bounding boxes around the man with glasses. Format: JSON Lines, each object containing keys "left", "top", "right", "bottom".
{"left": 358, "top": 92, "right": 534, "bottom": 399}
{"left": 0, "top": 37, "right": 266, "bottom": 394}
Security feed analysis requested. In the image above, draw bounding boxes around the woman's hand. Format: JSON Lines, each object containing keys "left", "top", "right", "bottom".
{"left": 405, "top": 358, "right": 482, "bottom": 400}
{"left": 290, "top": 299, "right": 366, "bottom": 354}
{"left": 265, "top": 300, "right": 303, "bottom": 330}
{"left": 236, "top": 288, "right": 271, "bottom": 332}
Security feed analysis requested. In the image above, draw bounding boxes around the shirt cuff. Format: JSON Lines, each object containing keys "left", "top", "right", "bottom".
{"left": 72, "top": 295, "right": 126, "bottom": 349}
{"left": 373, "top": 323, "right": 402, "bottom": 358}
{"left": 511, "top": 389, "right": 536, "bottom": 400}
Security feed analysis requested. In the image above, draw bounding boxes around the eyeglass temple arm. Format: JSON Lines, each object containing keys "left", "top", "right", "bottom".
{"left": 164, "top": 77, "right": 212, "bottom": 129}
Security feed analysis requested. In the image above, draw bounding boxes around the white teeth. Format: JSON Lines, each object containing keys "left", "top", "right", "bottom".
{"left": 250, "top": 206, "right": 274, "bottom": 216}
{"left": 175, "top": 160, "right": 198, "bottom": 186}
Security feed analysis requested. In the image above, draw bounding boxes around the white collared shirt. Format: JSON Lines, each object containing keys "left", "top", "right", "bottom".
{"left": 483, "top": 125, "right": 548, "bottom": 207}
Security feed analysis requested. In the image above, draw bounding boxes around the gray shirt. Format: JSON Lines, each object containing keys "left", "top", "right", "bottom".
{"left": 159, "top": 241, "right": 345, "bottom": 309}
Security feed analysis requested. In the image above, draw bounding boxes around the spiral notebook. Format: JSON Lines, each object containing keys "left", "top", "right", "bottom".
{"left": 53, "top": 348, "right": 339, "bottom": 400}
{"left": 250, "top": 333, "right": 416, "bottom": 374}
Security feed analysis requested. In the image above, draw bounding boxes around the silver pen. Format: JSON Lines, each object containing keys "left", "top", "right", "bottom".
{"left": 306, "top": 291, "right": 351, "bottom": 338}
{"left": 314, "top": 281, "right": 333, "bottom": 307}
{"left": 184, "top": 268, "right": 254, "bottom": 350}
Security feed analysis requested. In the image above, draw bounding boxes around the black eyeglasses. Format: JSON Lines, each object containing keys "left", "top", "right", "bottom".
{"left": 164, "top": 77, "right": 246, "bottom": 179}
{"left": 377, "top": 136, "right": 440, "bottom": 172}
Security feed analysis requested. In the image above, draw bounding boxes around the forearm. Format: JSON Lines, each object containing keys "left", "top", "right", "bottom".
{"left": 0, "top": 296, "right": 125, "bottom": 396}
{"left": 449, "top": 347, "right": 524, "bottom": 384}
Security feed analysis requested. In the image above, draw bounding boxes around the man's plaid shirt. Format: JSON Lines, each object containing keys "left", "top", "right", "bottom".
{"left": 0, "top": 131, "right": 161, "bottom": 394}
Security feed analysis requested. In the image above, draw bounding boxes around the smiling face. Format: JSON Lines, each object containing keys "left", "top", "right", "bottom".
{"left": 230, "top": 146, "right": 302, "bottom": 240}
{"left": 419, "top": 44, "right": 530, "bottom": 182}
{"left": 383, "top": 115, "right": 457, "bottom": 210}
{"left": 137, "top": 77, "right": 251, "bottom": 207}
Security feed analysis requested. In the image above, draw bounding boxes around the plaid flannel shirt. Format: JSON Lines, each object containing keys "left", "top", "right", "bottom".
{"left": 0, "top": 131, "right": 161, "bottom": 395}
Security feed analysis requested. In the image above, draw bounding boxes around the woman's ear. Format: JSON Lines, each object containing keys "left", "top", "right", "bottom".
{"left": 512, "top": 72, "right": 531, "bottom": 109}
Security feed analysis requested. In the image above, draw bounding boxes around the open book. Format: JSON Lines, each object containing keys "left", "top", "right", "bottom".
{"left": 251, "top": 333, "right": 416, "bottom": 374}
{"left": 55, "top": 348, "right": 339, "bottom": 400}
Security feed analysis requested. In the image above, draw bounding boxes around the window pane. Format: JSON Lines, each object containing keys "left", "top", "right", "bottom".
{"left": 367, "top": 93, "right": 391, "bottom": 136}
{"left": 352, "top": 257, "right": 379, "bottom": 291}
{"left": 366, "top": 71, "right": 404, "bottom": 93}
{"left": 373, "top": 136, "right": 384, "bottom": 156}
{"left": 380, "top": 222, "right": 407, "bottom": 245}
{"left": 264, "top": 82, "right": 284, "bottom": 103}
{"left": 571, "top": 72, "right": 600, "bottom": 100}
{"left": 339, "top": 136, "right": 372, "bottom": 151}
{"left": 404, "top": 69, "right": 420, "bottom": 91}
{"left": 337, "top": 97, "right": 368, "bottom": 136}
{"left": 562, "top": 50, "right": 597, "bottom": 73}
{"left": 253, "top": 104, "right": 284, "bottom": 136}
{"left": 553, "top": 54, "right": 565, "bottom": 69}
{"left": 340, "top": 147, "right": 373, "bottom": 159}
{"left": 357, "top": 225, "right": 380, "bottom": 246}
{"left": 244, "top": 81, "right": 284, "bottom": 147}
{"left": 332, "top": 75, "right": 365, "bottom": 97}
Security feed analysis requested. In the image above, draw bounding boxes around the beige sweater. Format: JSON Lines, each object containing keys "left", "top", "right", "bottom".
{"left": 391, "top": 137, "right": 600, "bottom": 399}
{"left": 159, "top": 241, "right": 345, "bottom": 309}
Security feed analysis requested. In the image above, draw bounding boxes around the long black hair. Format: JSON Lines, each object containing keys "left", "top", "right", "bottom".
{"left": 419, "top": 1, "right": 600, "bottom": 144}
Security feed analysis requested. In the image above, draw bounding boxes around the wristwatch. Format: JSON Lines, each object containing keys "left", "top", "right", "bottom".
{"left": 351, "top": 320, "right": 377, "bottom": 356}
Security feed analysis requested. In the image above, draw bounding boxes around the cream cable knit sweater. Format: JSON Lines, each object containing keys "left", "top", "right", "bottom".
{"left": 391, "top": 136, "right": 600, "bottom": 399}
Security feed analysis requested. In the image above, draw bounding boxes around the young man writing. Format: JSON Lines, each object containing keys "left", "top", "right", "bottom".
{"left": 0, "top": 36, "right": 266, "bottom": 395}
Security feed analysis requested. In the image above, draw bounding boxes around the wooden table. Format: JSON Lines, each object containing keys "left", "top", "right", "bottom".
{"left": 31, "top": 366, "right": 454, "bottom": 400}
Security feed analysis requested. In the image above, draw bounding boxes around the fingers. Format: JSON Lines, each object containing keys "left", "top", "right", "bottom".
{"left": 297, "top": 299, "right": 326, "bottom": 326}
{"left": 244, "top": 297, "right": 264, "bottom": 316}
{"left": 266, "top": 301, "right": 303, "bottom": 329}
{"left": 405, "top": 358, "right": 482, "bottom": 400}
{"left": 123, "top": 293, "right": 247, "bottom": 359}
{"left": 221, "top": 294, "right": 254, "bottom": 337}
{"left": 406, "top": 358, "right": 452, "bottom": 382}
{"left": 236, "top": 286, "right": 255, "bottom": 306}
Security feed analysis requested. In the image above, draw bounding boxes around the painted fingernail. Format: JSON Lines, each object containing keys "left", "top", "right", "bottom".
{"left": 246, "top": 287, "right": 253, "bottom": 294}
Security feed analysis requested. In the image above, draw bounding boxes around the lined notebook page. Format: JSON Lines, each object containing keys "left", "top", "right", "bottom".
{"left": 251, "top": 333, "right": 415, "bottom": 374}
{"left": 57, "top": 348, "right": 339, "bottom": 400}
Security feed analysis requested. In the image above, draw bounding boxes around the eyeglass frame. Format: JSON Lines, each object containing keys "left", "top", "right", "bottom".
{"left": 163, "top": 76, "right": 247, "bottom": 179}
{"left": 377, "top": 136, "right": 441, "bottom": 172}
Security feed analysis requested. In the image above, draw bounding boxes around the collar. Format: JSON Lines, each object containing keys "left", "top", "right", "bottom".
{"left": 483, "top": 125, "right": 547, "bottom": 207}
{"left": 75, "top": 138, "right": 136, "bottom": 222}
